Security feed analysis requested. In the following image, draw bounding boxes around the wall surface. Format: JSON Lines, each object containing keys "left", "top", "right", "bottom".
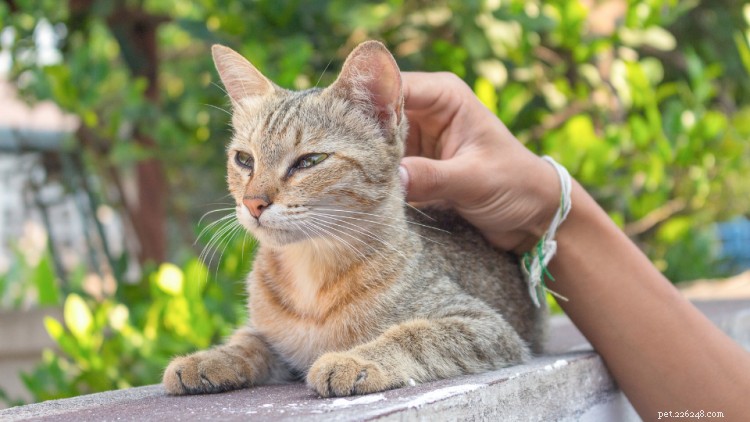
{"left": 1, "top": 299, "right": 747, "bottom": 421}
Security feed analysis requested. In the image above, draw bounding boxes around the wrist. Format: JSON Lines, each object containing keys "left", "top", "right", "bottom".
{"left": 513, "top": 156, "right": 565, "bottom": 254}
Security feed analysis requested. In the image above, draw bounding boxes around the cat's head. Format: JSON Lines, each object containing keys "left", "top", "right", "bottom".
{"left": 212, "top": 41, "right": 407, "bottom": 248}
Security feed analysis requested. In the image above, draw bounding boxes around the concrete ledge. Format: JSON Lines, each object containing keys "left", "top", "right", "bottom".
{"left": 0, "top": 353, "right": 634, "bottom": 422}
{"left": 2, "top": 299, "right": 748, "bottom": 421}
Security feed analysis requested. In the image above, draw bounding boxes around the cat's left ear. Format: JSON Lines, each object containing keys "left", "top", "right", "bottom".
{"left": 328, "top": 41, "right": 404, "bottom": 134}
{"left": 212, "top": 44, "right": 275, "bottom": 105}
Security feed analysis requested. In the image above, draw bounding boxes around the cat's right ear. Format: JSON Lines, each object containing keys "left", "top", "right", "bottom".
{"left": 211, "top": 44, "right": 275, "bottom": 104}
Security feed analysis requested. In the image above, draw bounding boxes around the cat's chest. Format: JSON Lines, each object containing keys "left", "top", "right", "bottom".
{"left": 247, "top": 268, "right": 386, "bottom": 370}
{"left": 260, "top": 315, "right": 357, "bottom": 370}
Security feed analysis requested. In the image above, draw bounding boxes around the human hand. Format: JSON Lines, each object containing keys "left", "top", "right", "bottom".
{"left": 399, "top": 72, "right": 560, "bottom": 253}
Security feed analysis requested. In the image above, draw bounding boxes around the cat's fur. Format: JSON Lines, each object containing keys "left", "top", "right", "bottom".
{"left": 163, "top": 41, "right": 545, "bottom": 398}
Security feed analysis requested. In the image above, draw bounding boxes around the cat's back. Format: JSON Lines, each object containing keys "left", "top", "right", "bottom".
{"left": 408, "top": 207, "right": 546, "bottom": 352}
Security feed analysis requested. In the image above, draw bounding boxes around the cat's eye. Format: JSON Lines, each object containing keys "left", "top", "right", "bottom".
{"left": 294, "top": 153, "right": 329, "bottom": 170}
{"left": 235, "top": 151, "right": 254, "bottom": 172}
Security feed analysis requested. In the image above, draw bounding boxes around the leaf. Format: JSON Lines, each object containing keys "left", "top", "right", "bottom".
{"left": 734, "top": 31, "right": 750, "bottom": 77}
{"left": 44, "top": 316, "right": 65, "bottom": 341}
{"left": 64, "top": 294, "right": 93, "bottom": 341}
{"left": 33, "top": 253, "right": 60, "bottom": 306}
{"left": 156, "top": 263, "right": 184, "bottom": 296}
{"left": 474, "top": 77, "right": 498, "bottom": 115}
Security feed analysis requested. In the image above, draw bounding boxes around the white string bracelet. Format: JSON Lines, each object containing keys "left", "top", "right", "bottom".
{"left": 521, "top": 156, "right": 572, "bottom": 307}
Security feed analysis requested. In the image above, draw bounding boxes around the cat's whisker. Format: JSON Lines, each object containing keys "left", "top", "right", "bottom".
{"left": 212, "top": 223, "right": 244, "bottom": 280}
{"left": 314, "top": 59, "right": 334, "bottom": 89}
{"left": 381, "top": 191, "right": 437, "bottom": 222}
{"left": 314, "top": 207, "right": 451, "bottom": 234}
{"left": 311, "top": 210, "right": 445, "bottom": 246}
{"left": 196, "top": 213, "right": 237, "bottom": 245}
{"left": 203, "top": 103, "right": 232, "bottom": 117}
{"left": 309, "top": 214, "right": 409, "bottom": 262}
{"left": 295, "top": 220, "right": 341, "bottom": 259}
{"left": 241, "top": 230, "right": 250, "bottom": 262}
{"left": 197, "top": 207, "right": 236, "bottom": 228}
{"left": 319, "top": 215, "right": 412, "bottom": 262}
{"left": 290, "top": 220, "right": 312, "bottom": 242}
{"left": 306, "top": 219, "right": 370, "bottom": 263}
{"left": 199, "top": 218, "right": 239, "bottom": 270}
{"left": 206, "top": 224, "right": 241, "bottom": 282}
{"left": 204, "top": 221, "right": 242, "bottom": 278}
{"left": 198, "top": 218, "right": 230, "bottom": 262}
{"left": 308, "top": 216, "right": 392, "bottom": 262}
{"left": 211, "top": 81, "right": 229, "bottom": 96}
{"left": 240, "top": 233, "right": 259, "bottom": 267}
{"left": 291, "top": 220, "right": 325, "bottom": 258}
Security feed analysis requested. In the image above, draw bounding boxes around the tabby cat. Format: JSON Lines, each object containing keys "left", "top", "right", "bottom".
{"left": 163, "top": 41, "right": 545, "bottom": 398}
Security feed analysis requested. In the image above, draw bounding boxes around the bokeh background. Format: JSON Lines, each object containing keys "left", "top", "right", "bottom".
{"left": 1, "top": 0, "right": 749, "bottom": 406}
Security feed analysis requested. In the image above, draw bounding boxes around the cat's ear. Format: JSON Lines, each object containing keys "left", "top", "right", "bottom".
{"left": 328, "top": 41, "right": 403, "bottom": 131}
{"left": 211, "top": 44, "right": 275, "bottom": 104}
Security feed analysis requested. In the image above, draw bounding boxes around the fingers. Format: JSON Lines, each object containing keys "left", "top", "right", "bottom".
{"left": 400, "top": 156, "right": 457, "bottom": 203}
{"left": 402, "top": 71, "right": 467, "bottom": 111}
{"left": 402, "top": 72, "right": 437, "bottom": 111}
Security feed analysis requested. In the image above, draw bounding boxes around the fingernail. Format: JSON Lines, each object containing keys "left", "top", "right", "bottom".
{"left": 398, "top": 165, "right": 409, "bottom": 192}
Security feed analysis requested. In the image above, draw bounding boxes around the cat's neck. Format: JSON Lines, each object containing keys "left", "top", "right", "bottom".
{"left": 282, "top": 197, "right": 412, "bottom": 270}
{"left": 259, "top": 195, "right": 417, "bottom": 318}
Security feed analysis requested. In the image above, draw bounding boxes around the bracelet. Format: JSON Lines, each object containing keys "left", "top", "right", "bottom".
{"left": 521, "top": 156, "right": 572, "bottom": 307}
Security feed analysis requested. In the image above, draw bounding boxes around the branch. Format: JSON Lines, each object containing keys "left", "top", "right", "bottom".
{"left": 624, "top": 198, "right": 687, "bottom": 237}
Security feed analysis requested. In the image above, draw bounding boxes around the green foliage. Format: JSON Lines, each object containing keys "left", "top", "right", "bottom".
{"left": 20, "top": 253, "right": 248, "bottom": 402}
{"left": 6, "top": 0, "right": 747, "bottom": 283}
{"left": 3, "top": 0, "right": 750, "bottom": 403}
{"left": 0, "top": 247, "right": 62, "bottom": 309}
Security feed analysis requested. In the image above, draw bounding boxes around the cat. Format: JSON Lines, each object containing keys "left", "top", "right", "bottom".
{"left": 163, "top": 41, "right": 546, "bottom": 398}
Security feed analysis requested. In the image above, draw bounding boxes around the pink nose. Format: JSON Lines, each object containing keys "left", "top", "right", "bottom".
{"left": 243, "top": 197, "right": 270, "bottom": 219}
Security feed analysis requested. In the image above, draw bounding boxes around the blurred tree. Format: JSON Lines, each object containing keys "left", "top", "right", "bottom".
{"left": 3, "top": 0, "right": 750, "bottom": 404}
{"left": 2, "top": 0, "right": 749, "bottom": 279}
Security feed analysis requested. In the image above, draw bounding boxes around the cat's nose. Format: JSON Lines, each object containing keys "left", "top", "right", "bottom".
{"left": 243, "top": 197, "right": 271, "bottom": 219}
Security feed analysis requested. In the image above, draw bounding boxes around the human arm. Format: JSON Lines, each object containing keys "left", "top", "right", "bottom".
{"left": 399, "top": 71, "right": 750, "bottom": 420}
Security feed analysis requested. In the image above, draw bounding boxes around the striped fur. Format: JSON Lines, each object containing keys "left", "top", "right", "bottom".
{"left": 163, "top": 41, "right": 545, "bottom": 397}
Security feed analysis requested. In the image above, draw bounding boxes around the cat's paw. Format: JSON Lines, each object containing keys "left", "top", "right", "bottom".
{"left": 163, "top": 350, "right": 250, "bottom": 395}
{"left": 306, "top": 352, "right": 394, "bottom": 397}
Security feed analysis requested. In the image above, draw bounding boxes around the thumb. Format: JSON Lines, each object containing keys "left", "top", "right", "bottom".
{"left": 399, "top": 156, "right": 456, "bottom": 202}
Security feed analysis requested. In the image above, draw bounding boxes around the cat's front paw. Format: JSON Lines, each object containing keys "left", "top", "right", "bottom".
{"left": 307, "top": 352, "right": 395, "bottom": 397}
{"left": 163, "top": 350, "right": 250, "bottom": 395}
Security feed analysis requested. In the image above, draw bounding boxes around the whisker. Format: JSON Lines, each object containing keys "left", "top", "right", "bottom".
{"left": 309, "top": 216, "right": 391, "bottom": 261}
{"left": 196, "top": 213, "right": 237, "bottom": 245}
{"left": 197, "top": 207, "right": 236, "bottom": 227}
{"left": 199, "top": 218, "right": 239, "bottom": 267}
{"left": 211, "top": 81, "right": 229, "bottom": 96}
{"left": 212, "top": 224, "right": 244, "bottom": 279}
{"left": 291, "top": 220, "right": 324, "bottom": 257}
{"left": 205, "top": 221, "right": 242, "bottom": 279}
{"left": 311, "top": 210, "right": 445, "bottom": 245}
{"left": 382, "top": 191, "right": 436, "bottom": 222}
{"left": 315, "top": 59, "right": 334, "bottom": 88}
{"left": 295, "top": 219, "right": 338, "bottom": 257}
{"left": 314, "top": 207, "right": 450, "bottom": 234}
{"left": 306, "top": 219, "right": 370, "bottom": 263}
{"left": 203, "top": 103, "right": 232, "bottom": 117}
{"left": 309, "top": 215, "right": 408, "bottom": 262}
{"left": 241, "top": 230, "right": 248, "bottom": 262}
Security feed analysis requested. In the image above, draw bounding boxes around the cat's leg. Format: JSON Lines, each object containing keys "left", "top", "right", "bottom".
{"left": 163, "top": 326, "right": 288, "bottom": 395}
{"left": 306, "top": 311, "right": 528, "bottom": 397}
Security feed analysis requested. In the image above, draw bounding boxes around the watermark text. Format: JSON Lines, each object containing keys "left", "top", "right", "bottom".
{"left": 657, "top": 410, "right": 724, "bottom": 419}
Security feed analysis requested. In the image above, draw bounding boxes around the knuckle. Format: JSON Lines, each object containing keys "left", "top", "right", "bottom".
{"left": 437, "top": 72, "right": 469, "bottom": 90}
{"left": 422, "top": 165, "right": 445, "bottom": 193}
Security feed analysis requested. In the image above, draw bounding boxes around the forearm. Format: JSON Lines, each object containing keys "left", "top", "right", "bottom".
{"left": 548, "top": 181, "right": 750, "bottom": 419}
